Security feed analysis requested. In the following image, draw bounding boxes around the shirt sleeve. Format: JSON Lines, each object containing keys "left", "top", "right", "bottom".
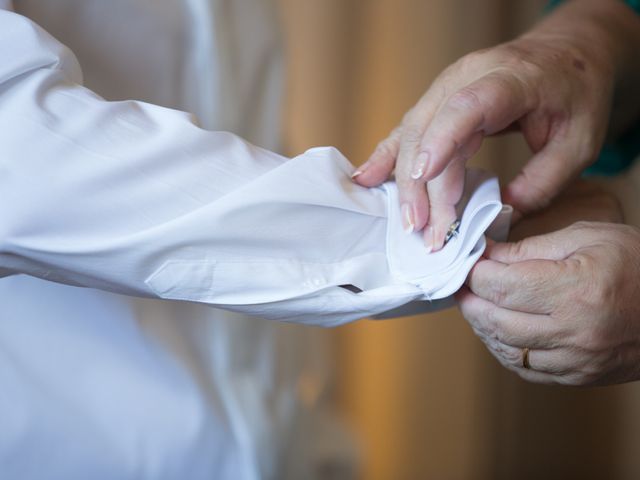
{"left": 0, "top": 9, "right": 409, "bottom": 325}
{"left": 0, "top": 9, "right": 502, "bottom": 326}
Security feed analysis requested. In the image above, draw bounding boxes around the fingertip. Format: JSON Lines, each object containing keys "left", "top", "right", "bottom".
{"left": 431, "top": 224, "right": 448, "bottom": 252}
{"left": 423, "top": 225, "right": 434, "bottom": 253}
{"left": 409, "top": 151, "right": 430, "bottom": 181}
{"left": 412, "top": 189, "right": 430, "bottom": 232}
{"left": 352, "top": 157, "right": 393, "bottom": 187}
{"left": 352, "top": 168, "right": 386, "bottom": 187}
{"left": 354, "top": 135, "right": 402, "bottom": 187}
{"left": 503, "top": 165, "right": 558, "bottom": 217}
{"left": 500, "top": 183, "right": 523, "bottom": 213}
{"left": 397, "top": 180, "right": 430, "bottom": 232}
{"left": 426, "top": 204, "right": 457, "bottom": 252}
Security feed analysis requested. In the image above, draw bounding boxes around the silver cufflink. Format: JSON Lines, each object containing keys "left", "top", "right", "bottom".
{"left": 444, "top": 219, "right": 461, "bottom": 245}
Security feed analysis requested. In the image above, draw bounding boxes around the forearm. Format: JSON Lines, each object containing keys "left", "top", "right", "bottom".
{"left": 523, "top": 0, "right": 640, "bottom": 138}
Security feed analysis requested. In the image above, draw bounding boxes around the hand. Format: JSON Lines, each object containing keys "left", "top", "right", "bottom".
{"left": 352, "top": 0, "right": 640, "bottom": 251}
{"left": 458, "top": 220, "right": 640, "bottom": 386}
{"left": 507, "top": 179, "right": 623, "bottom": 241}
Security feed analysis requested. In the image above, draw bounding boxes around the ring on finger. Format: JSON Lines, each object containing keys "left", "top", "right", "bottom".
{"left": 522, "top": 347, "right": 531, "bottom": 370}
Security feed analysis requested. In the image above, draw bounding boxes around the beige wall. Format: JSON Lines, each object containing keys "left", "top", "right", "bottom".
{"left": 279, "top": 1, "right": 640, "bottom": 479}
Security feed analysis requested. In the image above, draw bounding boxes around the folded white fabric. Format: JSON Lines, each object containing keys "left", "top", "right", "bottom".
{"left": 385, "top": 169, "right": 504, "bottom": 299}
{"left": 377, "top": 170, "right": 511, "bottom": 319}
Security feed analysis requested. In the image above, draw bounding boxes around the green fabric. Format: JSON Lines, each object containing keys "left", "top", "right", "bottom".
{"left": 547, "top": 0, "right": 640, "bottom": 14}
{"left": 547, "top": 0, "right": 640, "bottom": 175}
{"left": 585, "top": 123, "right": 640, "bottom": 176}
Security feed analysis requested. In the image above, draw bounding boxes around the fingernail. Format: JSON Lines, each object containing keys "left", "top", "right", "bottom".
{"left": 401, "top": 203, "right": 415, "bottom": 234}
{"left": 351, "top": 163, "right": 368, "bottom": 179}
{"left": 432, "top": 229, "right": 445, "bottom": 252}
{"left": 411, "top": 151, "right": 429, "bottom": 180}
{"left": 424, "top": 225, "right": 434, "bottom": 253}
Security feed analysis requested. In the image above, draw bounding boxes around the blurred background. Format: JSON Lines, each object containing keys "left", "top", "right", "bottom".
{"left": 277, "top": 1, "right": 640, "bottom": 479}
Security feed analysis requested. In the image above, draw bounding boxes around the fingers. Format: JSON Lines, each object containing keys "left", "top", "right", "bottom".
{"left": 396, "top": 71, "right": 530, "bottom": 236}
{"left": 485, "top": 222, "right": 593, "bottom": 264}
{"left": 411, "top": 72, "right": 532, "bottom": 183}
{"left": 502, "top": 122, "right": 592, "bottom": 216}
{"left": 352, "top": 126, "right": 403, "bottom": 187}
{"left": 396, "top": 128, "right": 431, "bottom": 232}
{"left": 424, "top": 132, "right": 482, "bottom": 250}
{"left": 457, "top": 287, "right": 563, "bottom": 349}
{"left": 424, "top": 155, "right": 465, "bottom": 251}
{"left": 458, "top": 288, "right": 586, "bottom": 384}
{"left": 393, "top": 85, "right": 449, "bottom": 231}
{"left": 466, "top": 258, "right": 567, "bottom": 314}
{"left": 480, "top": 339, "right": 585, "bottom": 385}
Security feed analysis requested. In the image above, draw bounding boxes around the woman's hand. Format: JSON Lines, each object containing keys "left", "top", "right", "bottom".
{"left": 353, "top": 0, "right": 640, "bottom": 252}
{"left": 457, "top": 213, "right": 640, "bottom": 386}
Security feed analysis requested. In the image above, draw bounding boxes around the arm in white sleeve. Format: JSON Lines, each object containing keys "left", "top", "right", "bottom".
{"left": 0, "top": 9, "right": 410, "bottom": 325}
{"left": 0, "top": 10, "right": 502, "bottom": 326}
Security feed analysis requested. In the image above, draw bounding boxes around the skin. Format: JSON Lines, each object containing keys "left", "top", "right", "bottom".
{"left": 457, "top": 181, "right": 640, "bottom": 386}
{"left": 354, "top": 0, "right": 640, "bottom": 385}
{"left": 353, "top": 0, "right": 640, "bottom": 251}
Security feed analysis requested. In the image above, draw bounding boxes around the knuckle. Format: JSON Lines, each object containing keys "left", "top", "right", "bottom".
{"left": 491, "top": 346, "right": 519, "bottom": 372}
{"left": 401, "top": 109, "right": 421, "bottom": 129}
{"left": 506, "top": 239, "right": 528, "bottom": 261}
{"left": 516, "top": 170, "right": 556, "bottom": 211}
{"left": 485, "top": 313, "right": 515, "bottom": 347}
{"left": 574, "top": 256, "right": 618, "bottom": 315}
{"left": 401, "top": 124, "right": 424, "bottom": 145}
{"left": 489, "top": 275, "right": 510, "bottom": 307}
{"left": 499, "top": 345, "right": 521, "bottom": 367}
{"left": 373, "top": 139, "right": 397, "bottom": 161}
{"left": 570, "top": 220, "right": 596, "bottom": 232}
{"left": 448, "top": 87, "right": 483, "bottom": 112}
{"left": 456, "top": 49, "right": 489, "bottom": 72}
{"left": 479, "top": 305, "right": 500, "bottom": 338}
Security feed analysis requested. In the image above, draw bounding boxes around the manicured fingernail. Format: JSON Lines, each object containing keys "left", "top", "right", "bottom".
{"left": 411, "top": 151, "right": 429, "bottom": 180}
{"left": 401, "top": 203, "right": 415, "bottom": 234}
{"left": 424, "top": 226, "right": 434, "bottom": 253}
{"left": 351, "top": 163, "right": 368, "bottom": 179}
{"left": 433, "top": 229, "right": 445, "bottom": 252}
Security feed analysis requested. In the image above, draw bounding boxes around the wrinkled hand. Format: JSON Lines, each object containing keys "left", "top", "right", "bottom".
{"left": 458, "top": 218, "right": 640, "bottom": 386}
{"left": 353, "top": 17, "right": 616, "bottom": 251}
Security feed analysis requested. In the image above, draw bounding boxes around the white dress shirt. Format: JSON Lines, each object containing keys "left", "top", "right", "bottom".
{"left": 0, "top": 1, "right": 502, "bottom": 479}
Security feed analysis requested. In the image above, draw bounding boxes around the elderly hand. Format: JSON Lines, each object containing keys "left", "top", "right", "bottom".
{"left": 352, "top": 0, "right": 640, "bottom": 251}
{"left": 457, "top": 218, "right": 640, "bottom": 386}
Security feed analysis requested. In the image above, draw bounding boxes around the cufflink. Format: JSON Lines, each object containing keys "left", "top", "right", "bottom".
{"left": 444, "top": 219, "right": 461, "bottom": 245}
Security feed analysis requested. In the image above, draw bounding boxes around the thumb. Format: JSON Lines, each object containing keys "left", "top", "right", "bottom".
{"left": 502, "top": 129, "right": 588, "bottom": 216}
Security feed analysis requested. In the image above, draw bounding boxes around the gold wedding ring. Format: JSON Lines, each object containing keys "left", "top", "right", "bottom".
{"left": 522, "top": 347, "right": 531, "bottom": 370}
